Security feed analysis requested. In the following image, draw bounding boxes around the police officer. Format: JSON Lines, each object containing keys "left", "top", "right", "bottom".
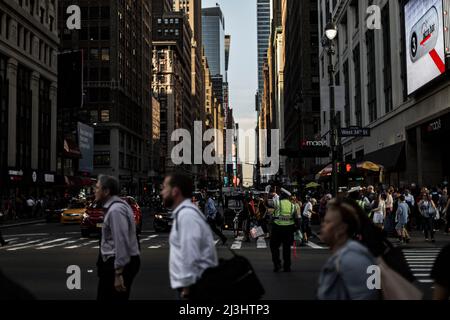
{"left": 270, "top": 188, "right": 296, "bottom": 272}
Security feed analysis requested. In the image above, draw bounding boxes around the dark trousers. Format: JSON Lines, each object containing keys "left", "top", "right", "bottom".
{"left": 207, "top": 218, "right": 227, "bottom": 242}
{"left": 0, "top": 229, "right": 6, "bottom": 245}
{"left": 423, "top": 217, "right": 435, "bottom": 240}
{"left": 270, "top": 224, "right": 294, "bottom": 269}
{"left": 445, "top": 212, "right": 450, "bottom": 234}
{"left": 97, "top": 255, "right": 140, "bottom": 301}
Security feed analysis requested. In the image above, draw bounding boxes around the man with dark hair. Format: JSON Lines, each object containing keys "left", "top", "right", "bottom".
{"left": 162, "top": 173, "right": 218, "bottom": 299}
{"left": 95, "top": 175, "right": 140, "bottom": 300}
{"left": 203, "top": 190, "right": 227, "bottom": 245}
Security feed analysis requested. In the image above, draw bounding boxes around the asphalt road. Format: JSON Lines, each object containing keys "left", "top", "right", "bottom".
{"left": 1, "top": 208, "right": 448, "bottom": 300}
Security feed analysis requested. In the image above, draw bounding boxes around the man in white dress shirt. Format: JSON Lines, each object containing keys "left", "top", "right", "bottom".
{"left": 161, "top": 173, "right": 218, "bottom": 299}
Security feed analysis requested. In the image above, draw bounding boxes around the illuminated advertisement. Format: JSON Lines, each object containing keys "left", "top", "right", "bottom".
{"left": 405, "top": 0, "right": 445, "bottom": 95}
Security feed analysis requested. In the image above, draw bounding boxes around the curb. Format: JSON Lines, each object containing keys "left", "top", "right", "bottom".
{"left": 0, "top": 219, "right": 46, "bottom": 229}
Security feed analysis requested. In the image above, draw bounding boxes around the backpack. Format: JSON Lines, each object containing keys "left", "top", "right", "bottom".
{"left": 189, "top": 250, "right": 265, "bottom": 301}
{"left": 176, "top": 205, "right": 265, "bottom": 301}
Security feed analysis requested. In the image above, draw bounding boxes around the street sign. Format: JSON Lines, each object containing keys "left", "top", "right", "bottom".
{"left": 339, "top": 127, "right": 371, "bottom": 137}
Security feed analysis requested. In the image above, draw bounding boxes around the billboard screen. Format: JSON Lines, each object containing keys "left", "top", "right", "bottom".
{"left": 405, "top": 0, "right": 445, "bottom": 95}
{"left": 77, "top": 122, "right": 94, "bottom": 174}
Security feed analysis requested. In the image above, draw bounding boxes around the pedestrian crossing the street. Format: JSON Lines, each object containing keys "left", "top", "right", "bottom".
{"left": 403, "top": 248, "right": 440, "bottom": 284}
{"left": 1, "top": 232, "right": 327, "bottom": 252}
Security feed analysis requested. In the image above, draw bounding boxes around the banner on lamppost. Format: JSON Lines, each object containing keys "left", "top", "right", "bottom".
{"left": 77, "top": 122, "right": 94, "bottom": 174}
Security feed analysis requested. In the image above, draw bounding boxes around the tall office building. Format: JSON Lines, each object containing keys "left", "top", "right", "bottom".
{"left": 173, "top": 0, "right": 203, "bottom": 123}
{"left": 284, "top": 0, "right": 320, "bottom": 180}
{"left": 58, "top": 0, "right": 153, "bottom": 195}
{"left": 257, "top": 0, "right": 270, "bottom": 108}
{"left": 0, "top": 0, "right": 59, "bottom": 197}
{"left": 202, "top": 6, "right": 225, "bottom": 77}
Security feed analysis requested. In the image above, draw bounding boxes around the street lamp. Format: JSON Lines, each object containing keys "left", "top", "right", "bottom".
{"left": 323, "top": 20, "right": 339, "bottom": 197}
{"left": 325, "top": 22, "right": 338, "bottom": 41}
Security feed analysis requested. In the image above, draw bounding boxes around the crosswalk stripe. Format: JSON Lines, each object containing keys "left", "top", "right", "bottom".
{"left": 411, "top": 268, "right": 432, "bottom": 272}
{"left": 413, "top": 273, "right": 431, "bottom": 277}
{"left": 140, "top": 235, "right": 158, "bottom": 243}
{"left": 419, "top": 280, "right": 434, "bottom": 283}
{"left": 4, "top": 238, "right": 18, "bottom": 242}
{"left": 37, "top": 240, "right": 78, "bottom": 250}
{"left": 306, "top": 241, "right": 326, "bottom": 249}
{"left": 231, "top": 240, "right": 242, "bottom": 250}
{"left": 256, "top": 238, "right": 267, "bottom": 249}
{"left": 34, "top": 238, "right": 70, "bottom": 247}
{"left": 65, "top": 240, "right": 98, "bottom": 249}
{"left": 148, "top": 245, "right": 161, "bottom": 249}
{"left": 4, "top": 239, "right": 51, "bottom": 250}
{"left": 2, "top": 233, "right": 49, "bottom": 237}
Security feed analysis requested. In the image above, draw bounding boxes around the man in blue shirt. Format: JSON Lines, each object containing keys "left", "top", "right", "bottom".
{"left": 203, "top": 190, "right": 227, "bottom": 245}
{"left": 396, "top": 195, "right": 410, "bottom": 244}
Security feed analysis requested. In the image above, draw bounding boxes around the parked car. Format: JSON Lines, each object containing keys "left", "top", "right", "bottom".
{"left": 80, "top": 196, "right": 143, "bottom": 237}
{"left": 60, "top": 200, "right": 86, "bottom": 224}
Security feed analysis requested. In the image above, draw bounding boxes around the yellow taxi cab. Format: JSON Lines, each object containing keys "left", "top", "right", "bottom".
{"left": 60, "top": 200, "right": 86, "bottom": 224}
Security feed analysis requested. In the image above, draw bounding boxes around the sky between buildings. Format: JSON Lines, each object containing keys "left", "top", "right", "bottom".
{"left": 202, "top": 0, "right": 258, "bottom": 186}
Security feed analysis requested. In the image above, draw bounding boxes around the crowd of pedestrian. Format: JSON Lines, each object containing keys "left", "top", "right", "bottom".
{"left": 2, "top": 174, "right": 450, "bottom": 301}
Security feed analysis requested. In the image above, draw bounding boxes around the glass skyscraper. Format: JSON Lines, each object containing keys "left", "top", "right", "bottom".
{"left": 202, "top": 6, "right": 226, "bottom": 77}
{"left": 257, "top": 0, "right": 271, "bottom": 102}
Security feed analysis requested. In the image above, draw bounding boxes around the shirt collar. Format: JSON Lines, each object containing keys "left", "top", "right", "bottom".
{"left": 103, "top": 195, "right": 120, "bottom": 208}
{"left": 172, "top": 199, "right": 194, "bottom": 216}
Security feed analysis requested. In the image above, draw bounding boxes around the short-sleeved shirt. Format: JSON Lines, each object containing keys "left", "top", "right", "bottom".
{"left": 302, "top": 202, "right": 313, "bottom": 219}
{"left": 431, "top": 244, "right": 450, "bottom": 289}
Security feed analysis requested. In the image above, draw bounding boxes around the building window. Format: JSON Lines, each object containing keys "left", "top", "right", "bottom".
{"left": 94, "top": 152, "right": 110, "bottom": 167}
{"left": 343, "top": 60, "right": 350, "bottom": 126}
{"left": 49, "top": 16, "right": 54, "bottom": 32}
{"left": 119, "top": 152, "right": 124, "bottom": 168}
{"left": 353, "top": 44, "right": 362, "bottom": 127}
{"left": 100, "top": 26, "right": 109, "bottom": 40}
{"left": 38, "top": 78, "right": 51, "bottom": 170}
{"left": 40, "top": 8, "right": 45, "bottom": 24}
{"left": 94, "top": 129, "right": 110, "bottom": 145}
{"left": 101, "top": 48, "right": 110, "bottom": 61}
{"left": 351, "top": 0, "right": 359, "bottom": 30}
{"left": 100, "top": 109, "right": 110, "bottom": 122}
{"left": 382, "top": 4, "right": 392, "bottom": 113}
{"left": 366, "top": 31, "right": 377, "bottom": 123}
{"left": 89, "top": 48, "right": 99, "bottom": 60}
{"left": 0, "top": 55, "right": 8, "bottom": 169}
{"left": 89, "top": 26, "right": 99, "bottom": 40}
{"left": 16, "top": 65, "right": 32, "bottom": 169}
{"left": 89, "top": 7, "right": 100, "bottom": 19}
{"left": 101, "top": 7, "right": 110, "bottom": 19}
{"left": 90, "top": 110, "right": 98, "bottom": 123}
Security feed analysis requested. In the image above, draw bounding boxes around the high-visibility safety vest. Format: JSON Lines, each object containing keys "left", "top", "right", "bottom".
{"left": 273, "top": 199, "right": 295, "bottom": 226}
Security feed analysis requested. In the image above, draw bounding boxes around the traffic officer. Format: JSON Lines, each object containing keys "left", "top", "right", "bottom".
{"left": 270, "top": 188, "right": 296, "bottom": 272}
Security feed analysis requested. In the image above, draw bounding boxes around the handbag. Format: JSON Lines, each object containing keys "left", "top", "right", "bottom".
{"left": 381, "top": 240, "right": 415, "bottom": 283}
{"left": 189, "top": 250, "right": 265, "bottom": 301}
{"left": 250, "top": 226, "right": 265, "bottom": 239}
{"left": 377, "top": 257, "right": 423, "bottom": 300}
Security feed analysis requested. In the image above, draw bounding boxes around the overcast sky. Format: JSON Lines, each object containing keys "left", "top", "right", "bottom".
{"left": 202, "top": 0, "right": 258, "bottom": 186}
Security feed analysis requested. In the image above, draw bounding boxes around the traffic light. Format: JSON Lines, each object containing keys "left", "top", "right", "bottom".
{"left": 346, "top": 161, "right": 358, "bottom": 174}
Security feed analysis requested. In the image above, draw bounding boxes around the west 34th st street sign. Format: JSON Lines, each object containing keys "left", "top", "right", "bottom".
{"left": 339, "top": 127, "right": 371, "bottom": 138}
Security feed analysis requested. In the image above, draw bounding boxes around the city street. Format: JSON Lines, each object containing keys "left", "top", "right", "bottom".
{"left": 1, "top": 209, "right": 448, "bottom": 300}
